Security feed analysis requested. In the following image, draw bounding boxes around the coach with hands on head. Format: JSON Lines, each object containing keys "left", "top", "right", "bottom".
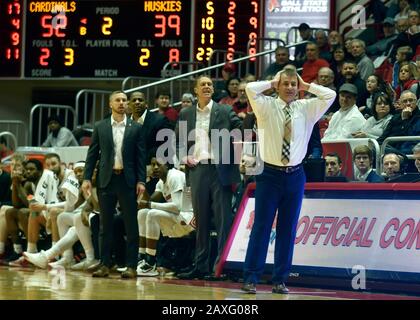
{"left": 242, "top": 68, "right": 336, "bottom": 294}
{"left": 82, "top": 91, "right": 146, "bottom": 279}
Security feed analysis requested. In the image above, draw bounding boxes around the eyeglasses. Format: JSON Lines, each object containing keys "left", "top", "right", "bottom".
{"left": 401, "top": 98, "right": 416, "bottom": 104}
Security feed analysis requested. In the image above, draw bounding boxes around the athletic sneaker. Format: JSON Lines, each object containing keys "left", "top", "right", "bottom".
{"left": 71, "top": 259, "right": 100, "bottom": 271}
{"left": 135, "top": 259, "right": 146, "bottom": 274}
{"left": 116, "top": 267, "right": 127, "bottom": 273}
{"left": 48, "top": 257, "right": 76, "bottom": 269}
{"left": 22, "top": 251, "right": 48, "bottom": 269}
{"left": 137, "top": 262, "right": 159, "bottom": 277}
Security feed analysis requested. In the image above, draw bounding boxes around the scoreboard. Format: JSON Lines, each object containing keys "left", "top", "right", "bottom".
{"left": 0, "top": 0, "right": 262, "bottom": 79}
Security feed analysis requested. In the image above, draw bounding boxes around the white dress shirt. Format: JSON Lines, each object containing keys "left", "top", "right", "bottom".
{"left": 194, "top": 100, "right": 214, "bottom": 162}
{"left": 138, "top": 109, "right": 147, "bottom": 125}
{"left": 246, "top": 81, "right": 336, "bottom": 166}
{"left": 111, "top": 115, "right": 127, "bottom": 169}
{"left": 355, "top": 168, "right": 373, "bottom": 182}
{"left": 322, "top": 105, "right": 366, "bottom": 141}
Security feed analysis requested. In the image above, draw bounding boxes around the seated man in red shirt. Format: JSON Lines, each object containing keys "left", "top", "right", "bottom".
{"left": 302, "top": 42, "right": 330, "bottom": 83}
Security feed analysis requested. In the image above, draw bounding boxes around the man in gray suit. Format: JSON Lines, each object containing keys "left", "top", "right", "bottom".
{"left": 82, "top": 91, "right": 146, "bottom": 279}
{"left": 176, "top": 75, "right": 242, "bottom": 279}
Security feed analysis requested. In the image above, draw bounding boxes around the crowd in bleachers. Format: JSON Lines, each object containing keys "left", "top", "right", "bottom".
{"left": 1, "top": 1, "right": 420, "bottom": 283}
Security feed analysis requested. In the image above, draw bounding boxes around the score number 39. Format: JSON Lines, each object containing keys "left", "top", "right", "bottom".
{"left": 138, "top": 14, "right": 181, "bottom": 67}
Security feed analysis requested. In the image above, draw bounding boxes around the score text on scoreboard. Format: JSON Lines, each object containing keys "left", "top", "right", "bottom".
{"left": 0, "top": 0, "right": 24, "bottom": 77}
{"left": 24, "top": 0, "right": 191, "bottom": 78}
{"left": 194, "top": 0, "right": 261, "bottom": 62}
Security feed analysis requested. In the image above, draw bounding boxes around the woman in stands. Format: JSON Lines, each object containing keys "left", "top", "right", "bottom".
{"left": 352, "top": 92, "right": 395, "bottom": 139}
{"left": 395, "top": 61, "right": 419, "bottom": 100}
{"left": 330, "top": 45, "right": 346, "bottom": 87}
{"left": 360, "top": 74, "right": 392, "bottom": 117}
{"left": 219, "top": 77, "right": 241, "bottom": 106}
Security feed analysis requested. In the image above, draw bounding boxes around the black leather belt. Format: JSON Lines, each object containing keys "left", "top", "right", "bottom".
{"left": 264, "top": 162, "right": 302, "bottom": 173}
{"left": 113, "top": 168, "right": 124, "bottom": 175}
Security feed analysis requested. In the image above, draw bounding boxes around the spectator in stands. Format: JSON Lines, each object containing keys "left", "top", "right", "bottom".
{"left": 377, "top": 90, "right": 420, "bottom": 154}
{"left": 153, "top": 91, "right": 179, "bottom": 128}
{"left": 328, "top": 30, "right": 343, "bottom": 48}
{"left": 302, "top": 42, "right": 329, "bottom": 83}
{"left": 0, "top": 136, "right": 12, "bottom": 159}
{"left": 294, "top": 23, "right": 315, "bottom": 67}
{"left": 324, "top": 153, "right": 344, "bottom": 178}
{"left": 382, "top": 152, "right": 405, "bottom": 180}
{"left": 317, "top": 67, "right": 335, "bottom": 89}
{"left": 41, "top": 114, "right": 79, "bottom": 147}
{"left": 137, "top": 161, "right": 194, "bottom": 277}
{"left": 413, "top": 142, "right": 420, "bottom": 172}
{"left": 360, "top": 74, "right": 392, "bottom": 116}
{"left": 393, "top": 0, "right": 413, "bottom": 21}
{"left": 5, "top": 159, "right": 43, "bottom": 266}
{"left": 219, "top": 77, "right": 241, "bottom": 106}
{"left": 263, "top": 46, "right": 292, "bottom": 79}
{"left": 243, "top": 73, "right": 256, "bottom": 83}
{"left": 0, "top": 153, "right": 26, "bottom": 265}
{"left": 390, "top": 15, "right": 420, "bottom": 65}
{"left": 395, "top": 61, "right": 419, "bottom": 99}
{"left": 232, "top": 82, "right": 250, "bottom": 119}
{"left": 181, "top": 93, "right": 195, "bottom": 110}
{"left": 129, "top": 91, "right": 170, "bottom": 161}
{"left": 351, "top": 39, "right": 375, "bottom": 81}
{"left": 322, "top": 83, "right": 366, "bottom": 141}
{"left": 213, "top": 62, "right": 237, "bottom": 102}
{"left": 344, "top": 37, "right": 355, "bottom": 57}
{"left": 352, "top": 92, "right": 394, "bottom": 139}
{"left": 396, "top": 14, "right": 410, "bottom": 34}
{"left": 315, "top": 30, "right": 332, "bottom": 62}
{"left": 408, "top": 9, "right": 420, "bottom": 33}
{"left": 367, "top": 17, "right": 398, "bottom": 57}
{"left": 366, "top": 0, "right": 387, "bottom": 23}
{"left": 353, "top": 145, "right": 384, "bottom": 182}
{"left": 317, "top": 67, "right": 340, "bottom": 115}
{"left": 392, "top": 45, "right": 414, "bottom": 88}
{"left": 339, "top": 60, "right": 369, "bottom": 107}
{"left": 416, "top": 56, "right": 420, "bottom": 80}
{"left": 330, "top": 45, "right": 346, "bottom": 86}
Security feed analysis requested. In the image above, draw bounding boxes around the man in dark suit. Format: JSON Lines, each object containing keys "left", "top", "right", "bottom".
{"left": 128, "top": 91, "right": 171, "bottom": 161}
{"left": 82, "top": 91, "right": 146, "bottom": 279}
{"left": 176, "top": 75, "right": 242, "bottom": 279}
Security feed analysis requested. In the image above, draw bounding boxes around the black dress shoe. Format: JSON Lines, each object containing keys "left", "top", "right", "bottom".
{"left": 203, "top": 273, "right": 228, "bottom": 281}
{"left": 177, "top": 268, "right": 208, "bottom": 280}
{"left": 92, "top": 265, "right": 110, "bottom": 278}
{"left": 272, "top": 283, "right": 289, "bottom": 294}
{"left": 241, "top": 282, "right": 256, "bottom": 294}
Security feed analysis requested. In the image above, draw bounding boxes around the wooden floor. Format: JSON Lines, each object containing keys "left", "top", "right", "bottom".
{"left": 0, "top": 266, "right": 419, "bottom": 300}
